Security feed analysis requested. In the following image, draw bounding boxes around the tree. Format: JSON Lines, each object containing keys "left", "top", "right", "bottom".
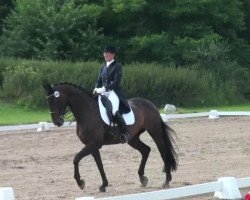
{"left": 0, "top": 0, "right": 104, "bottom": 61}
{"left": 0, "top": 0, "right": 15, "bottom": 34}
{"left": 0, "top": 0, "right": 249, "bottom": 66}
{"left": 234, "top": 0, "right": 250, "bottom": 68}
{"left": 96, "top": 0, "right": 247, "bottom": 64}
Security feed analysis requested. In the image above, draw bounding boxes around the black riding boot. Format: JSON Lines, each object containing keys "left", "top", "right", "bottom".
{"left": 115, "top": 111, "right": 130, "bottom": 143}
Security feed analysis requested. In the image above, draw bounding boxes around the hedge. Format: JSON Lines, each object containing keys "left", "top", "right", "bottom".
{"left": 0, "top": 57, "right": 242, "bottom": 109}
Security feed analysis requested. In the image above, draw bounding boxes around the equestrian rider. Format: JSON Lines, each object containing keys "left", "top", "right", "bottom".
{"left": 93, "top": 46, "right": 131, "bottom": 143}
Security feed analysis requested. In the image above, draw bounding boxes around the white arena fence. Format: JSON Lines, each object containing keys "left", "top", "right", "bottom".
{"left": 0, "top": 121, "right": 76, "bottom": 132}
{"left": 0, "top": 110, "right": 250, "bottom": 132}
{"left": 161, "top": 110, "right": 250, "bottom": 121}
{"left": 1, "top": 177, "right": 250, "bottom": 200}
{"left": 75, "top": 177, "right": 250, "bottom": 200}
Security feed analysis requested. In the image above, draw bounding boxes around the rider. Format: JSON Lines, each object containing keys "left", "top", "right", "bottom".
{"left": 93, "top": 46, "right": 131, "bottom": 143}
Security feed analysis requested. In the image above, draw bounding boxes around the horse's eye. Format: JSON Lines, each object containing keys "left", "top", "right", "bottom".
{"left": 54, "top": 91, "right": 60, "bottom": 98}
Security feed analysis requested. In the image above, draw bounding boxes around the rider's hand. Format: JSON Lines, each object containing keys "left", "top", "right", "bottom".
{"left": 96, "top": 87, "right": 106, "bottom": 94}
{"left": 93, "top": 88, "right": 98, "bottom": 94}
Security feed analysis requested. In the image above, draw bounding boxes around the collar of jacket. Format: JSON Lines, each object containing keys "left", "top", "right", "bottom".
{"left": 106, "top": 59, "right": 115, "bottom": 67}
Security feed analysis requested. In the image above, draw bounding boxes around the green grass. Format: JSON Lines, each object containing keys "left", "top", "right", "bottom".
{"left": 0, "top": 101, "right": 51, "bottom": 125}
{"left": 1, "top": 100, "right": 250, "bottom": 125}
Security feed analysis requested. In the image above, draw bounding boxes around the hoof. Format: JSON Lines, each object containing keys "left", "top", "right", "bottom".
{"left": 120, "top": 134, "right": 127, "bottom": 144}
{"left": 99, "top": 186, "right": 106, "bottom": 192}
{"left": 140, "top": 176, "right": 148, "bottom": 187}
{"left": 78, "top": 179, "right": 85, "bottom": 190}
{"left": 162, "top": 166, "right": 166, "bottom": 173}
{"left": 162, "top": 182, "right": 170, "bottom": 189}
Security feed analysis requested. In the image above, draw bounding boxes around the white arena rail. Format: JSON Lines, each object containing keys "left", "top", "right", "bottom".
{"left": 0, "top": 110, "right": 250, "bottom": 132}
{"left": 161, "top": 110, "right": 250, "bottom": 121}
{"left": 0, "top": 122, "right": 76, "bottom": 132}
{"left": 75, "top": 177, "right": 250, "bottom": 200}
{"left": 0, "top": 187, "right": 15, "bottom": 200}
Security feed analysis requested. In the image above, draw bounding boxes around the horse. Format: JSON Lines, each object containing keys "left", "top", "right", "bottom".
{"left": 42, "top": 82, "right": 178, "bottom": 192}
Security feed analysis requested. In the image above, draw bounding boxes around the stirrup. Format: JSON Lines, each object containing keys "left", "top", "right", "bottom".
{"left": 120, "top": 134, "right": 128, "bottom": 144}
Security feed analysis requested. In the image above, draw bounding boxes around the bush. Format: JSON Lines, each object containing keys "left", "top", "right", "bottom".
{"left": 1, "top": 58, "right": 101, "bottom": 108}
{"left": 0, "top": 0, "right": 104, "bottom": 61}
{"left": 2, "top": 63, "right": 43, "bottom": 108}
{"left": 0, "top": 58, "right": 244, "bottom": 109}
{"left": 128, "top": 32, "right": 174, "bottom": 63}
{"left": 124, "top": 63, "right": 240, "bottom": 106}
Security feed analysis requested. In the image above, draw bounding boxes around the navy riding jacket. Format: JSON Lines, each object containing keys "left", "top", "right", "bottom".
{"left": 95, "top": 61, "right": 130, "bottom": 113}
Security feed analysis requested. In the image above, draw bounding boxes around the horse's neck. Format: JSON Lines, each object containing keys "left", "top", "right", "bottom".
{"left": 67, "top": 89, "right": 97, "bottom": 122}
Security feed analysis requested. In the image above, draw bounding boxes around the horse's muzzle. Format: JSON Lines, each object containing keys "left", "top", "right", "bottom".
{"left": 54, "top": 120, "right": 64, "bottom": 127}
{"left": 50, "top": 112, "right": 64, "bottom": 127}
{"left": 51, "top": 116, "right": 64, "bottom": 127}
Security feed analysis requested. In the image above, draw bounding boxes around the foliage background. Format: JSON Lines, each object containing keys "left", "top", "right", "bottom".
{"left": 0, "top": 0, "right": 250, "bottom": 108}
{"left": 0, "top": 0, "right": 250, "bottom": 65}
{"left": 0, "top": 58, "right": 243, "bottom": 108}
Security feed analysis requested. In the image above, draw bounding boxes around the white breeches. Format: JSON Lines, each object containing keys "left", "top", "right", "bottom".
{"left": 103, "top": 90, "right": 119, "bottom": 115}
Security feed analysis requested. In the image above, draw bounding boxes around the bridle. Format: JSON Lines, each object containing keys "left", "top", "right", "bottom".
{"left": 49, "top": 111, "right": 65, "bottom": 120}
{"left": 46, "top": 90, "right": 73, "bottom": 122}
{"left": 46, "top": 90, "right": 65, "bottom": 120}
{"left": 46, "top": 91, "right": 60, "bottom": 99}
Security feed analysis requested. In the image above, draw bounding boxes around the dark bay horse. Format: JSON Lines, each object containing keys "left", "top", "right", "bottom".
{"left": 43, "top": 82, "right": 178, "bottom": 192}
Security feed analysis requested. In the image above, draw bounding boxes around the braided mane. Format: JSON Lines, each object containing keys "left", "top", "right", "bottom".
{"left": 54, "top": 82, "right": 92, "bottom": 97}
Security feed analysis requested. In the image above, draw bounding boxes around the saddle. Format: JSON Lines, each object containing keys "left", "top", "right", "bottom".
{"left": 98, "top": 95, "right": 135, "bottom": 126}
{"left": 100, "top": 95, "right": 113, "bottom": 123}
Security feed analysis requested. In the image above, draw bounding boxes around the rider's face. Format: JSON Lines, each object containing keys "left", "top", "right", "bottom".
{"left": 103, "top": 52, "right": 115, "bottom": 62}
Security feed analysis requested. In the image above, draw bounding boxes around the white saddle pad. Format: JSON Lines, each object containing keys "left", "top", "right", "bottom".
{"left": 98, "top": 96, "right": 135, "bottom": 126}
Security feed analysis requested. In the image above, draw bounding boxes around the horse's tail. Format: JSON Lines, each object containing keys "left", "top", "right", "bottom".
{"left": 161, "top": 120, "right": 178, "bottom": 171}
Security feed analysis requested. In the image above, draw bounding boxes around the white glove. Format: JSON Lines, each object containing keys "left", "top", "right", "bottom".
{"left": 96, "top": 87, "right": 106, "bottom": 94}
{"left": 93, "top": 88, "right": 98, "bottom": 94}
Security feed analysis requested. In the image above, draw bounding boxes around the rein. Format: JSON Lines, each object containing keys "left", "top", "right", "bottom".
{"left": 46, "top": 84, "right": 90, "bottom": 124}
{"left": 49, "top": 108, "right": 75, "bottom": 124}
{"left": 49, "top": 111, "right": 65, "bottom": 120}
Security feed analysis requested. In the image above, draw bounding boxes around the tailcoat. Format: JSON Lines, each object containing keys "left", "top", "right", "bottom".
{"left": 95, "top": 61, "right": 130, "bottom": 113}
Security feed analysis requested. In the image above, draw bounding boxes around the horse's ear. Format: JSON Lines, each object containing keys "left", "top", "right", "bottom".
{"left": 42, "top": 80, "right": 53, "bottom": 92}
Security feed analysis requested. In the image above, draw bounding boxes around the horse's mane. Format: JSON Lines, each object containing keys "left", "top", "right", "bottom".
{"left": 55, "top": 82, "right": 92, "bottom": 97}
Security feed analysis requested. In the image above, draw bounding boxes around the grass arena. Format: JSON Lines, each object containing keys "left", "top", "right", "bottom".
{"left": 1, "top": 117, "right": 250, "bottom": 200}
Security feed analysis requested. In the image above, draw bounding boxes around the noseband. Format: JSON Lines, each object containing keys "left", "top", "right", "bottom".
{"left": 49, "top": 111, "right": 65, "bottom": 120}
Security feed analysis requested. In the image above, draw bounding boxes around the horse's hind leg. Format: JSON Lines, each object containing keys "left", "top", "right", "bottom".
{"left": 150, "top": 136, "right": 170, "bottom": 187}
{"left": 128, "top": 134, "right": 151, "bottom": 187}
{"left": 147, "top": 124, "right": 176, "bottom": 188}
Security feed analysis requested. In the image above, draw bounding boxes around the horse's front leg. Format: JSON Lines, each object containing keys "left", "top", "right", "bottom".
{"left": 92, "top": 149, "right": 108, "bottom": 192}
{"left": 73, "top": 146, "right": 92, "bottom": 190}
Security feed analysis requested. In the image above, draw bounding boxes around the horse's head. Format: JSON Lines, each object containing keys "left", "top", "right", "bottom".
{"left": 43, "top": 82, "right": 68, "bottom": 127}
